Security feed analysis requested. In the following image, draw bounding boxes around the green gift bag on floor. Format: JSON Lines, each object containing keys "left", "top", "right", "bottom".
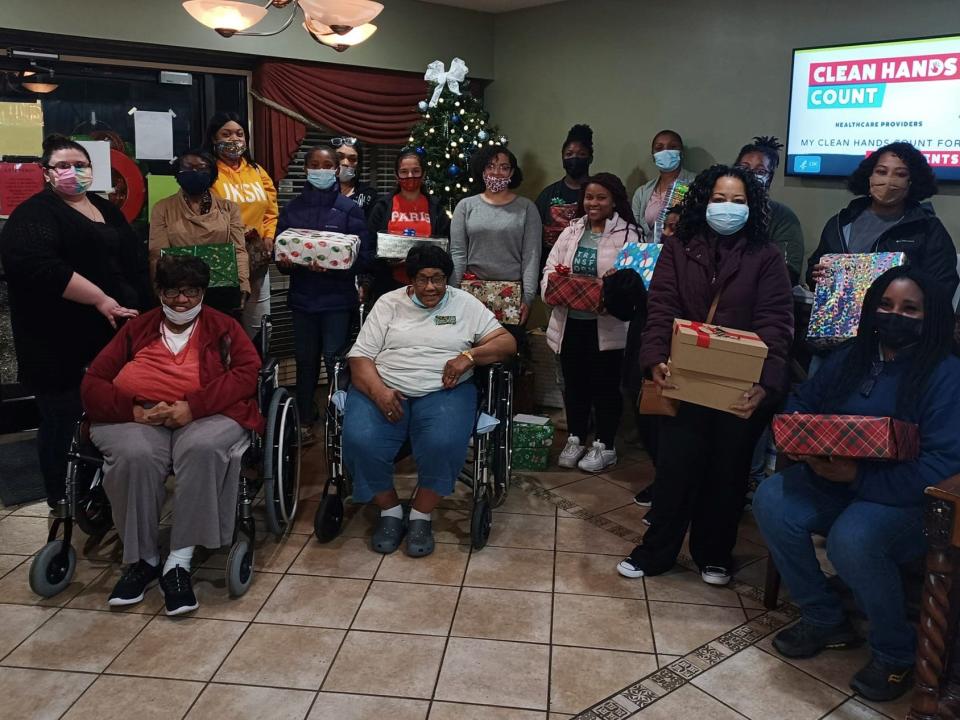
{"left": 160, "top": 244, "right": 239, "bottom": 289}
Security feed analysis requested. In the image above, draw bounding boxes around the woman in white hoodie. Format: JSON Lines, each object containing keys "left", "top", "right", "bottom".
{"left": 541, "top": 173, "right": 641, "bottom": 472}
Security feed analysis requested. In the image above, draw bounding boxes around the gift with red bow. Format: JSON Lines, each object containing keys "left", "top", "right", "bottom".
{"left": 459, "top": 273, "right": 522, "bottom": 325}
{"left": 544, "top": 264, "right": 603, "bottom": 313}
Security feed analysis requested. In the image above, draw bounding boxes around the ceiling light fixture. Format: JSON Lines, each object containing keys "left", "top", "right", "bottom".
{"left": 21, "top": 61, "right": 57, "bottom": 94}
{"left": 182, "top": 0, "right": 382, "bottom": 48}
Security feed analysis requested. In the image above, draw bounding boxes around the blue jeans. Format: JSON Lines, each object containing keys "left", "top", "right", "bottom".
{"left": 292, "top": 309, "right": 352, "bottom": 424}
{"left": 342, "top": 382, "right": 477, "bottom": 503}
{"left": 753, "top": 465, "right": 926, "bottom": 666}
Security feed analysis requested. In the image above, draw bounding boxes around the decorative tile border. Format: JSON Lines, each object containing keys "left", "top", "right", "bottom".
{"left": 510, "top": 473, "right": 801, "bottom": 717}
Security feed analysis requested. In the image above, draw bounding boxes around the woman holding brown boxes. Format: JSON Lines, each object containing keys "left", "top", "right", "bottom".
{"left": 617, "top": 164, "right": 793, "bottom": 586}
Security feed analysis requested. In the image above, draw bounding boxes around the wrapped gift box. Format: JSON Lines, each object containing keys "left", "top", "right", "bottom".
{"left": 807, "top": 252, "right": 906, "bottom": 347}
{"left": 662, "top": 361, "right": 753, "bottom": 415}
{"left": 512, "top": 415, "right": 556, "bottom": 449}
{"left": 544, "top": 271, "right": 603, "bottom": 313}
{"left": 376, "top": 233, "right": 448, "bottom": 260}
{"left": 670, "top": 319, "right": 768, "bottom": 384}
{"left": 275, "top": 229, "right": 359, "bottom": 269}
{"left": 460, "top": 278, "right": 522, "bottom": 325}
{"left": 513, "top": 447, "right": 550, "bottom": 472}
{"left": 160, "top": 243, "right": 238, "bottom": 288}
{"left": 613, "top": 242, "right": 662, "bottom": 289}
{"left": 772, "top": 413, "right": 919, "bottom": 461}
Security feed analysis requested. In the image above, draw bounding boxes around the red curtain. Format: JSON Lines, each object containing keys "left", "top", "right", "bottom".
{"left": 253, "top": 61, "right": 427, "bottom": 182}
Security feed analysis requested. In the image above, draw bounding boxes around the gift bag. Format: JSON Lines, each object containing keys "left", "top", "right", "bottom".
{"left": 807, "top": 252, "right": 906, "bottom": 348}
{"left": 638, "top": 379, "right": 678, "bottom": 416}
{"left": 459, "top": 276, "right": 521, "bottom": 325}
{"left": 543, "top": 202, "right": 578, "bottom": 248}
{"left": 160, "top": 243, "right": 239, "bottom": 288}
{"left": 613, "top": 242, "right": 663, "bottom": 289}
{"left": 245, "top": 228, "right": 272, "bottom": 278}
{"left": 544, "top": 265, "right": 603, "bottom": 313}
{"left": 275, "top": 229, "right": 360, "bottom": 270}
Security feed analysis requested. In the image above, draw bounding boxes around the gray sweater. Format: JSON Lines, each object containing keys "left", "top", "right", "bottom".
{"left": 450, "top": 194, "right": 543, "bottom": 306}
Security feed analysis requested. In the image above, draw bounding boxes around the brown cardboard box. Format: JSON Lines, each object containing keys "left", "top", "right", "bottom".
{"left": 670, "top": 319, "right": 768, "bottom": 383}
{"left": 662, "top": 362, "right": 753, "bottom": 414}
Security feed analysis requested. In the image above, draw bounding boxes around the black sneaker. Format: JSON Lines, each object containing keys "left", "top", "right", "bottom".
{"left": 159, "top": 566, "right": 199, "bottom": 616}
{"left": 634, "top": 487, "right": 654, "bottom": 507}
{"left": 850, "top": 656, "right": 914, "bottom": 702}
{"left": 108, "top": 560, "right": 161, "bottom": 607}
{"left": 772, "top": 618, "right": 861, "bottom": 659}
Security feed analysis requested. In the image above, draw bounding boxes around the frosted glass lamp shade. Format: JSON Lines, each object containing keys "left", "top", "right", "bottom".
{"left": 182, "top": 1, "right": 269, "bottom": 34}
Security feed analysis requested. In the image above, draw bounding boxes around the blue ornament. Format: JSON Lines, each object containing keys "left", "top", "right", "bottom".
{"left": 450, "top": 112, "right": 461, "bottom": 124}
{"left": 415, "top": 146, "right": 425, "bottom": 155}
{"left": 447, "top": 164, "right": 461, "bottom": 177}
{"left": 477, "top": 130, "right": 489, "bottom": 141}
{"left": 418, "top": 100, "right": 428, "bottom": 112}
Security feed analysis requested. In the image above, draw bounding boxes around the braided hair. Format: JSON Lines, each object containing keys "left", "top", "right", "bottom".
{"left": 735, "top": 136, "right": 784, "bottom": 176}
{"left": 828, "top": 265, "right": 956, "bottom": 419}
{"left": 674, "top": 165, "right": 770, "bottom": 248}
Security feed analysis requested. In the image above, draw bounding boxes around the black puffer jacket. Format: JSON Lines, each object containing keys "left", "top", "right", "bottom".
{"left": 806, "top": 196, "right": 958, "bottom": 297}
{"left": 602, "top": 269, "right": 648, "bottom": 394}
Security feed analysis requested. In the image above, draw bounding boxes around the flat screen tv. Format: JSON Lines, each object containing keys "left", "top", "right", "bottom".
{"left": 787, "top": 34, "right": 960, "bottom": 181}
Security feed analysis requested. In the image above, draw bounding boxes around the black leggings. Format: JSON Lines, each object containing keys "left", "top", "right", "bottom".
{"left": 559, "top": 318, "right": 623, "bottom": 446}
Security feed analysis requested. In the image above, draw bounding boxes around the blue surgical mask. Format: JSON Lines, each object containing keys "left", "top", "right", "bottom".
{"left": 307, "top": 168, "right": 337, "bottom": 190}
{"left": 705, "top": 202, "right": 750, "bottom": 236}
{"left": 411, "top": 288, "right": 449, "bottom": 311}
{"left": 653, "top": 149, "right": 681, "bottom": 172}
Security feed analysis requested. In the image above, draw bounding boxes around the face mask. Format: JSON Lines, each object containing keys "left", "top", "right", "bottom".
{"left": 338, "top": 165, "right": 357, "bottom": 183}
{"left": 215, "top": 141, "right": 245, "bottom": 160}
{"left": 753, "top": 172, "right": 772, "bottom": 188}
{"left": 874, "top": 311, "right": 923, "bottom": 349}
{"left": 49, "top": 166, "right": 93, "bottom": 196}
{"left": 411, "top": 288, "right": 449, "bottom": 310}
{"left": 869, "top": 175, "right": 909, "bottom": 205}
{"left": 483, "top": 174, "right": 511, "bottom": 193}
{"left": 705, "top": 202, "right": 750, "bottom": 236}
{"left": 176, "top": 169, "right": 213, "bottom": 196}
{"left": 307, "top": 168, "right": 338, "bottom": 190}
{"left": 653, "top": 149, "right": 681, "bottom": 172}
{"left": 562, "top": 157, "right": 590, "bottom": 178}
{"left": 399, "top": 176, "right": 422, "bottom": 192}
{"left": 162, "top": 301, "right": 203, "bottom": 325}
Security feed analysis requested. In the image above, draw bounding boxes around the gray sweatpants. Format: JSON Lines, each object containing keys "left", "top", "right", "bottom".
{"left": 90, "top": 415, "right": 249, "bottom": 565}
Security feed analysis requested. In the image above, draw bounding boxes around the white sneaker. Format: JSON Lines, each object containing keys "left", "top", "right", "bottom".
{"left": 617, "top": 558, "right": 644, "bottom": 579}
{"left": 558, "top": 435, "right": 586, "bottom": 468}
{"left": 700, "top": 566, "right": 732, "bottom": 586}
{"left": 577, "top": 441, "right": 617, "bottom": 472}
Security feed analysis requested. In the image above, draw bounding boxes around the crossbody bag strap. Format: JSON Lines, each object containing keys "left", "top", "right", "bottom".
{"left": 705, "top": 287, "right": 722, "bottom": 325}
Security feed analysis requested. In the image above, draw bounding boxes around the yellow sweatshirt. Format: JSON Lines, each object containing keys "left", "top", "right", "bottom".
{"left": 212, "top": 158, "right": 278, "bottom": 241}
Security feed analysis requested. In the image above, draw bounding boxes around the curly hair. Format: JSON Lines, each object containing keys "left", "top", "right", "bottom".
{"left": 674, "top": 165, "right": 770, "bottom": 247}
{"left": 470, "top": 144, "right": 523, "bottom": 191}
{"left": 847, "top": 141, "right": 938, "bottom": 203}
{"left": 576, "top": 172, "right": 639, "bottom": 236}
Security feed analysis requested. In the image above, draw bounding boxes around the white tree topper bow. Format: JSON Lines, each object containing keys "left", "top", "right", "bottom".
{"left": 424, "top": 57, "right": 469, "bottom": 107}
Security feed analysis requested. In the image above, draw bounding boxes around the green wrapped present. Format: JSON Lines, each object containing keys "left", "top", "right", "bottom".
{"left": 161, "top": 243, "right": 239, "bottom": 288}
{"left": 513, "top": 447, "right": 550, "bottom": 472}
{"left": 512, "top": 416, "right": 555, "bottom": 449}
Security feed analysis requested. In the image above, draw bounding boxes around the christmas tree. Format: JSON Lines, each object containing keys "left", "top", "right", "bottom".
{"left": 407, "top": 58, "right": 508, "bottom": 214}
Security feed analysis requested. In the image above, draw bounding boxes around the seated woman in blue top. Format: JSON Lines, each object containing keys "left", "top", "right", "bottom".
{"left": 753, "top": 265, "right": 960, "bottom": 704}
{"left": 276, "top": 145, "right": 373, "bottom": 441}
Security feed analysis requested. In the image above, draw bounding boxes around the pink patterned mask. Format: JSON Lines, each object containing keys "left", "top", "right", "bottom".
{"left": 483, "top": 174, "right": 511, "bottom": 193}
{"left": 48, "top": 166, "right": 93, "bottom": 195}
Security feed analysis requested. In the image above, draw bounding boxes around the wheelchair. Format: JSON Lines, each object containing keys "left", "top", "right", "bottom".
{"left": 314, "top": 358, "right": 514, "bottom": 550}
{"left": 28, "top": 315, "right": 302, "bottom": 599}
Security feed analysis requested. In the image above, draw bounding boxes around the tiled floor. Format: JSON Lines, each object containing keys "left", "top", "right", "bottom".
{"left": 0, "top": 436, "right": 912, "bottom": 719}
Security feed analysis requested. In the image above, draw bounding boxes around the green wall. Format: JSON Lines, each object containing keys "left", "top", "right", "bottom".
{"left": 2, "top": 0, "right": 495, "bottom": 78}
{"left": 487, "top": 0, "right": 960, "bottom": 269}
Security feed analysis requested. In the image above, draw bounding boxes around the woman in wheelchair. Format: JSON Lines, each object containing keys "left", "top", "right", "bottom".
{"left": 343, "top": 245, "right": 516, "bottom": 557}
{"left": 80, "top": 255, "right": 262, "bottom": 616}
{"left": 753, "top": 266, "right": 960, "bottom": 702}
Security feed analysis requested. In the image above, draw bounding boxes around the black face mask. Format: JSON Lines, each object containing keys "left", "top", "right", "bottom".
{"left": 563, "top": 157, "right": 590, "bottom": 179}
{"left": 176, "top": 169, "right": 214, "bottom": 196}
{"left": 874, "top": 311, "right": 923, "bottom": 350}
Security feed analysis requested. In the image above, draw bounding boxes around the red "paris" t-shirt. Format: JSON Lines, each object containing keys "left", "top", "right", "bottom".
{"left": 387, "top": 194, "right": 432, "bottom": 237}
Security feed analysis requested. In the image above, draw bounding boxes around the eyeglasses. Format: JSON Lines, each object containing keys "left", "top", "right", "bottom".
{"left": 47, "top": 161, "right": 91, "bottom": 170}
{"left": 160, "top": 287, "right": 203, "bottom": 299}
{"left": 331, "top": 137, "right": 358, "bottom": 148}
{"left": 412, "top": 275, "right": 447, "bottom": 288}
{"left": 484, "top": 163, "right": 513, "bottom": 173}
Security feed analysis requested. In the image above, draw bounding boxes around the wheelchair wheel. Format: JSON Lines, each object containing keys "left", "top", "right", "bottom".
{"left": 29, "top": 541, "right": 77, "bottom": 598}
{"left": 314, "top": 493, "right": 344, "bottom": 543}
{"left": 75, "top": 471, "right": 113, "bottom": 537}
{"left": 226, "top": 538, "right": 254, "bottom": 597}
{"left": 470, "top": 497, "right": 492, "bottom": 550}
{"left": 263, "top": 387, "right": 301, "bottom": 539}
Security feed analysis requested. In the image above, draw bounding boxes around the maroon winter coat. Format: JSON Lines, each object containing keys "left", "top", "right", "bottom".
{"left": 638, "top": 233, "right": 794, "bottom": 395}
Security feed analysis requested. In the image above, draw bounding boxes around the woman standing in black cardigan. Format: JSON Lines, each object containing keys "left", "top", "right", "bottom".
{"left": 0, "top": 135, "right": 150, "bottom": 507}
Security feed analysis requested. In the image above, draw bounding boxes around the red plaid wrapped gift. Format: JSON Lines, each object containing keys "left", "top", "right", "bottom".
{"left": 772, "top": 414, "right": 919, "bottom": 461}
{"left": 544, "top": 265, "right": 603, "bottom": 313}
